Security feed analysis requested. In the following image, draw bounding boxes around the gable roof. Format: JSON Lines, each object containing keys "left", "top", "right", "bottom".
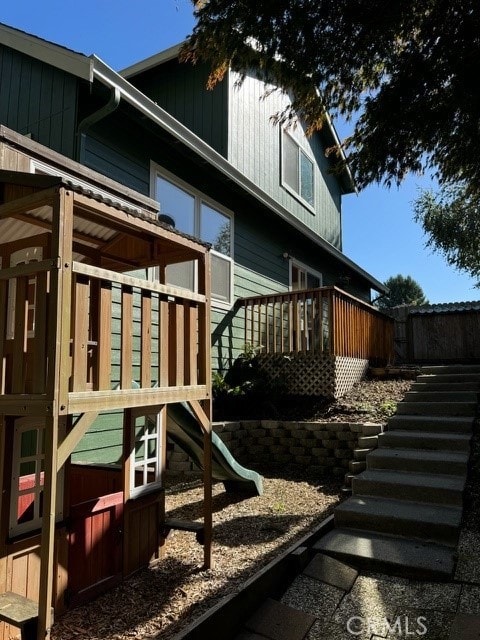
{"left": 120, "top": 41, "right": 356, "bottom": 194}
{"left": 0, "top": 22, "right": 386, "bottom": 294}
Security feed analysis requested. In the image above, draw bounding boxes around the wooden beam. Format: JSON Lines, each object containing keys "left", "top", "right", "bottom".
{"left": 72, "top": 262, "right": 206, "bottom": 304}
{"left": 38, "top": 187, "right": 73, "bottom": 640}
{"left": 0, "top": 258, "right": 59, "bottom": 281}
{"left": 67, "top": 385, "right": 208, "bottom": 414}
{"left": 0, "top": 187, "right": 56, "bottom": 221}
{"left": 188, "top": 399, "right": 210, "bottom": 434}
{"left": 57, "top": 412, "right": 99, "bottom": 469}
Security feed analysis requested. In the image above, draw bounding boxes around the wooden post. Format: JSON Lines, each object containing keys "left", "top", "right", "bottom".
{"left": 197, "top": 253, "right": 212, "bottom": 569}
{"left": 37, "top": 188, "right": 73, "bottom": 640}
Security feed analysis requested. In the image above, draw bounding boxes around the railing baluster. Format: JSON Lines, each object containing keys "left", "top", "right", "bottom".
{"left": 98, "top": 281, "right": 112, "bottom": 391}
{"left": 141, "top": 291, "right": 152, "bottom": 389}
{"left": 12, "top": 276, "right": 28, "bottom": 393}
{"left": 121, "top": 285, "right": 133, "bottom": 389}
{"left": 72, "top": 274, "right": 90, "bottom": 392}
{"left": 32, "top": 271, "right": 48, "bottom": 393}
{"left": 0, "top": 280, "right": 7, "bottom": 394}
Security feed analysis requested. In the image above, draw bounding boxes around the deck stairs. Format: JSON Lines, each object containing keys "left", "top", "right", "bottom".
{"left": 314, "top": 364, "right": 477, "bottom": 580}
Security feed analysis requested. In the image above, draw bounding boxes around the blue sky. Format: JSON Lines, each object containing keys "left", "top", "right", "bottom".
{"left": 1, "top": 1, "right": 477, "bottom": 303}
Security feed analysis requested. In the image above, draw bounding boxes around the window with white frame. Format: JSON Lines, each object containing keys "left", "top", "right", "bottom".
{"left": 129, "top": 409, "right": 163, "bottom": 498}
{"left": 282, "top": 130, "right": 315, "bottom": 208}
{"left": 9, "top": 418, "right": 64, "bottom": 537}
{"left": 151, "top": 167, "right": 234, "bottom": 307}
{"left": 290, "top": 260, "right": 322, "bottom": 291}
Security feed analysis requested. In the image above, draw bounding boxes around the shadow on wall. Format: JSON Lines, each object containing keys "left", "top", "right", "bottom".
{"left": 211, "top": 300, "right": 243, "bottom": 371}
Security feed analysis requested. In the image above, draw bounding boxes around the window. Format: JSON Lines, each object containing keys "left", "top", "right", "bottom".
{"left": 151, "top": 166, "right": 234, "bottom": 307}
{"left": 129, "top": 409, "right": 163, "bottom": 499}
{"left": 6, "top": 247, "right": 43, "bottom": 341}
{"left": 9, "top": 418, "right": 64, "bottom": 537}
{"left": 290, "top": 260, "right": 322, "bottom": 291}
{"left": 282, "top": 130, "right": 315, "bottom": 208}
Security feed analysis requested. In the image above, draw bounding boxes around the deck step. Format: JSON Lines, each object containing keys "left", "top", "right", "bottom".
{"left": 411, "top": 382, "right": 480, "bottom": 392}
{"left": 417, "top": 373, "right": 480, "bottom": 384}
{"left": 403, "top": 391, "right": 479, "bottom": 403}
{"left": 420, "top": 365, "right": 480, "bottom": 375}
{"left": 378, "top": 430, "right": 471, "bottom": 452}
{"left": 387, "top": 415, "right": 474, "bottom": 433}
{"left": 334, "top": 496, "right": 462, "bottom": 545}
{"left": 352, "top": 469, "right": 466, "bottom": 506}
{"left": 367, "top": 448, "right": 469, "bottom": 475}
{"left": 313, "top": 529, "right": 456, "bottom": 580}
{"left": 396, "top": 401, "right": 477, "bottom": 416}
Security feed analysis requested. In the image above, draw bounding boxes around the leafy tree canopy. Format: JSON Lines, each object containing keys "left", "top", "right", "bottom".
{"left": 414, "top": 184, "right": 480, "bottom": 284}
{"left": 376, "top": 274, "right": 428, "bottom": 310}
{"left": 184, "top": 1, "right": 480, "bottom": 195}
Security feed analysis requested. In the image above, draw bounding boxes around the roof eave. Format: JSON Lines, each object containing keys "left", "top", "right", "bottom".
{"left": 0, "top": 22, "right": 93, "bottom": 82}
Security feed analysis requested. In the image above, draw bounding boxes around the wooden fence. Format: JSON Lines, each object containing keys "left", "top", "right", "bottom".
{"left": 391, "top": 305, "right": 480, "bottom": 362}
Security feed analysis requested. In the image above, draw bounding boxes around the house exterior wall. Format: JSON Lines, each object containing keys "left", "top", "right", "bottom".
{"left": 0, "top": 44, "right": 78, "bottom": 158}
{"left": 228, "top": 70, "right": 344, "bottom": 250}
{"left": 128, "top": 59, "right": 229, "bottom": 157}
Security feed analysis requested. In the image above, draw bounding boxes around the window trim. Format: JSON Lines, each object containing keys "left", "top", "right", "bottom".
{"left": 9, "top": 417, "right": 64, "bottom": 538}
{"left": 128, "top": 406, "right": 164, "bottom": 500}
{"left": 281, "top": 129, "right": 316, "bottom": 213}
{"left": 150, "top": 162, "right": 234, "bottom": 310}
{"left": 289, "top": 259, "right": 323, "bottom": 291}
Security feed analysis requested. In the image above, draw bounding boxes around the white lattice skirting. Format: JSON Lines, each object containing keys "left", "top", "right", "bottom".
{"left": 256, "top": 353, "right": 369, "bottom": 399}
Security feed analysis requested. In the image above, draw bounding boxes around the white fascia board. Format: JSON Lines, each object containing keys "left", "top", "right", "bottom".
{"left": 0, "top": 22, "right": 93, "bottom": 82}
{"left": 91, "top": 55, "right": 384, "bottom": 293}
{"left": 120, "top": 42, "right": 183, "bottom": 79}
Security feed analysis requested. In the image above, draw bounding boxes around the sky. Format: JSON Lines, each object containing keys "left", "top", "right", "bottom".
{"left": 1, "top": 1, "right": 477, "bottom": 304}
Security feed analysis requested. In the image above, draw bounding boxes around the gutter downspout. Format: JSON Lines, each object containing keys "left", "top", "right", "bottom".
{"left": 76, "top": 86, "right": 121, "bottom": 163}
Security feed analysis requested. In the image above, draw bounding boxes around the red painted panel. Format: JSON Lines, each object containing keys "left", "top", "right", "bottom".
{"left": 67, "top": 491, "right": 123, "bottom": 608}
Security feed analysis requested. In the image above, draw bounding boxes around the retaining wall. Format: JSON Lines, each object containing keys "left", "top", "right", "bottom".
{"left": 166, "top": 420, "right": 383, "bottom": 478}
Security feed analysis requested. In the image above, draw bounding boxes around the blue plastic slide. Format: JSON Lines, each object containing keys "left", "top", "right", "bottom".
{"left": 166, "top": 403, "right": 263, "bottom": 496}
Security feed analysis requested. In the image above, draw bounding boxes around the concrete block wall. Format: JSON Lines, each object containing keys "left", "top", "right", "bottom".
{"left": 166, "top": 420, "right": 384, "bottom": 477}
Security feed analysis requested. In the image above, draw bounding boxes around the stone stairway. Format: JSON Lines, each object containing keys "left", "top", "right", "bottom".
{"left": 314, "top": 364, "right": 477, "bottom": 580}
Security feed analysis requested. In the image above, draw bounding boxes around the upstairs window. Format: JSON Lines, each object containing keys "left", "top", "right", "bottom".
{"left": 152, "top": 166, "right": 234, "bottom": 307}
{"left": 282, "top": 131, "right": 314, "bottom": 209}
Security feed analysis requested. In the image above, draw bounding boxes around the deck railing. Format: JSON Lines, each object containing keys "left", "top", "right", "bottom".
{"left": 0, "top": 260, "right": 209, "bottom": 411}
{"left": 242, "top": 286, "right": 394, "bottom": 363}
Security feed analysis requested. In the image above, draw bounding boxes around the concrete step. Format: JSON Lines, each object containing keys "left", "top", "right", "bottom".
{"left": 396, "top": 401, "right": 477, "bottom": 416}
{"left": 353, "top": 448, "right": 371, "bottom": 461}
{"left": 334, "top": 496, "right": 462, "bottom": 546}
{"left": 421, "top": 365, "right": 480, "bottom": 375}
{"left": 378, "top": 430, "right": 471, "bottom": 452}
{"left": 349, "top": 460, "right": 366, "bottom": 473}
{"left": 352, "top": 469, "right": 466, "bottom": 506}
{"left": 404, "top": 391, "right": 479, "bottom": 403}
{"left": 313, "top": 529, "right": 456, "bottom": 580}
{"left": 411, "top": 382, "right": 480, "bottom": 392}
{"left": 357, "top": 435, "right": 378, "bottom": 448}
{"left": 367, "top": 448, "right": 469, "bottom": 475}
{"left": 387, "top": 415, "right": 474, "bottom": 433}
{"left": 417, "top": 373, "right": 480, "bottom": 384}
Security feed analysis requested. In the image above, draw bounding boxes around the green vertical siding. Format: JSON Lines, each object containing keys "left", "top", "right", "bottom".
{"left": 0, "top": 44, "right": 78, "bottom": 157}
{"left": 128, "top": 60, "right": 228, "bottom": 157}
{"left": 228, "top": 70, "right": 343, "bottom": 249}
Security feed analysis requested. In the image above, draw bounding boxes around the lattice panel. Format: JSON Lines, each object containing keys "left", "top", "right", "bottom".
{"left": 255, "top": 354, "right": 368, "bottom": 398}
{"left": 334, "top": 357, "right": 369, "bottom": 398}
{"left": 256, "top": 353, "right": 336, "bottom": 397}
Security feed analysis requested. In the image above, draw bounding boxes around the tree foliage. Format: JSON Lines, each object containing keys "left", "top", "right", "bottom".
{"left": 376, "top": 275, "right": 428, "bottom": 310}
{"left": 414, "top": 184, "right": 480, "bottom": 284}
{"left": 184, "top": 1, "right": 480, "bottom": 194}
